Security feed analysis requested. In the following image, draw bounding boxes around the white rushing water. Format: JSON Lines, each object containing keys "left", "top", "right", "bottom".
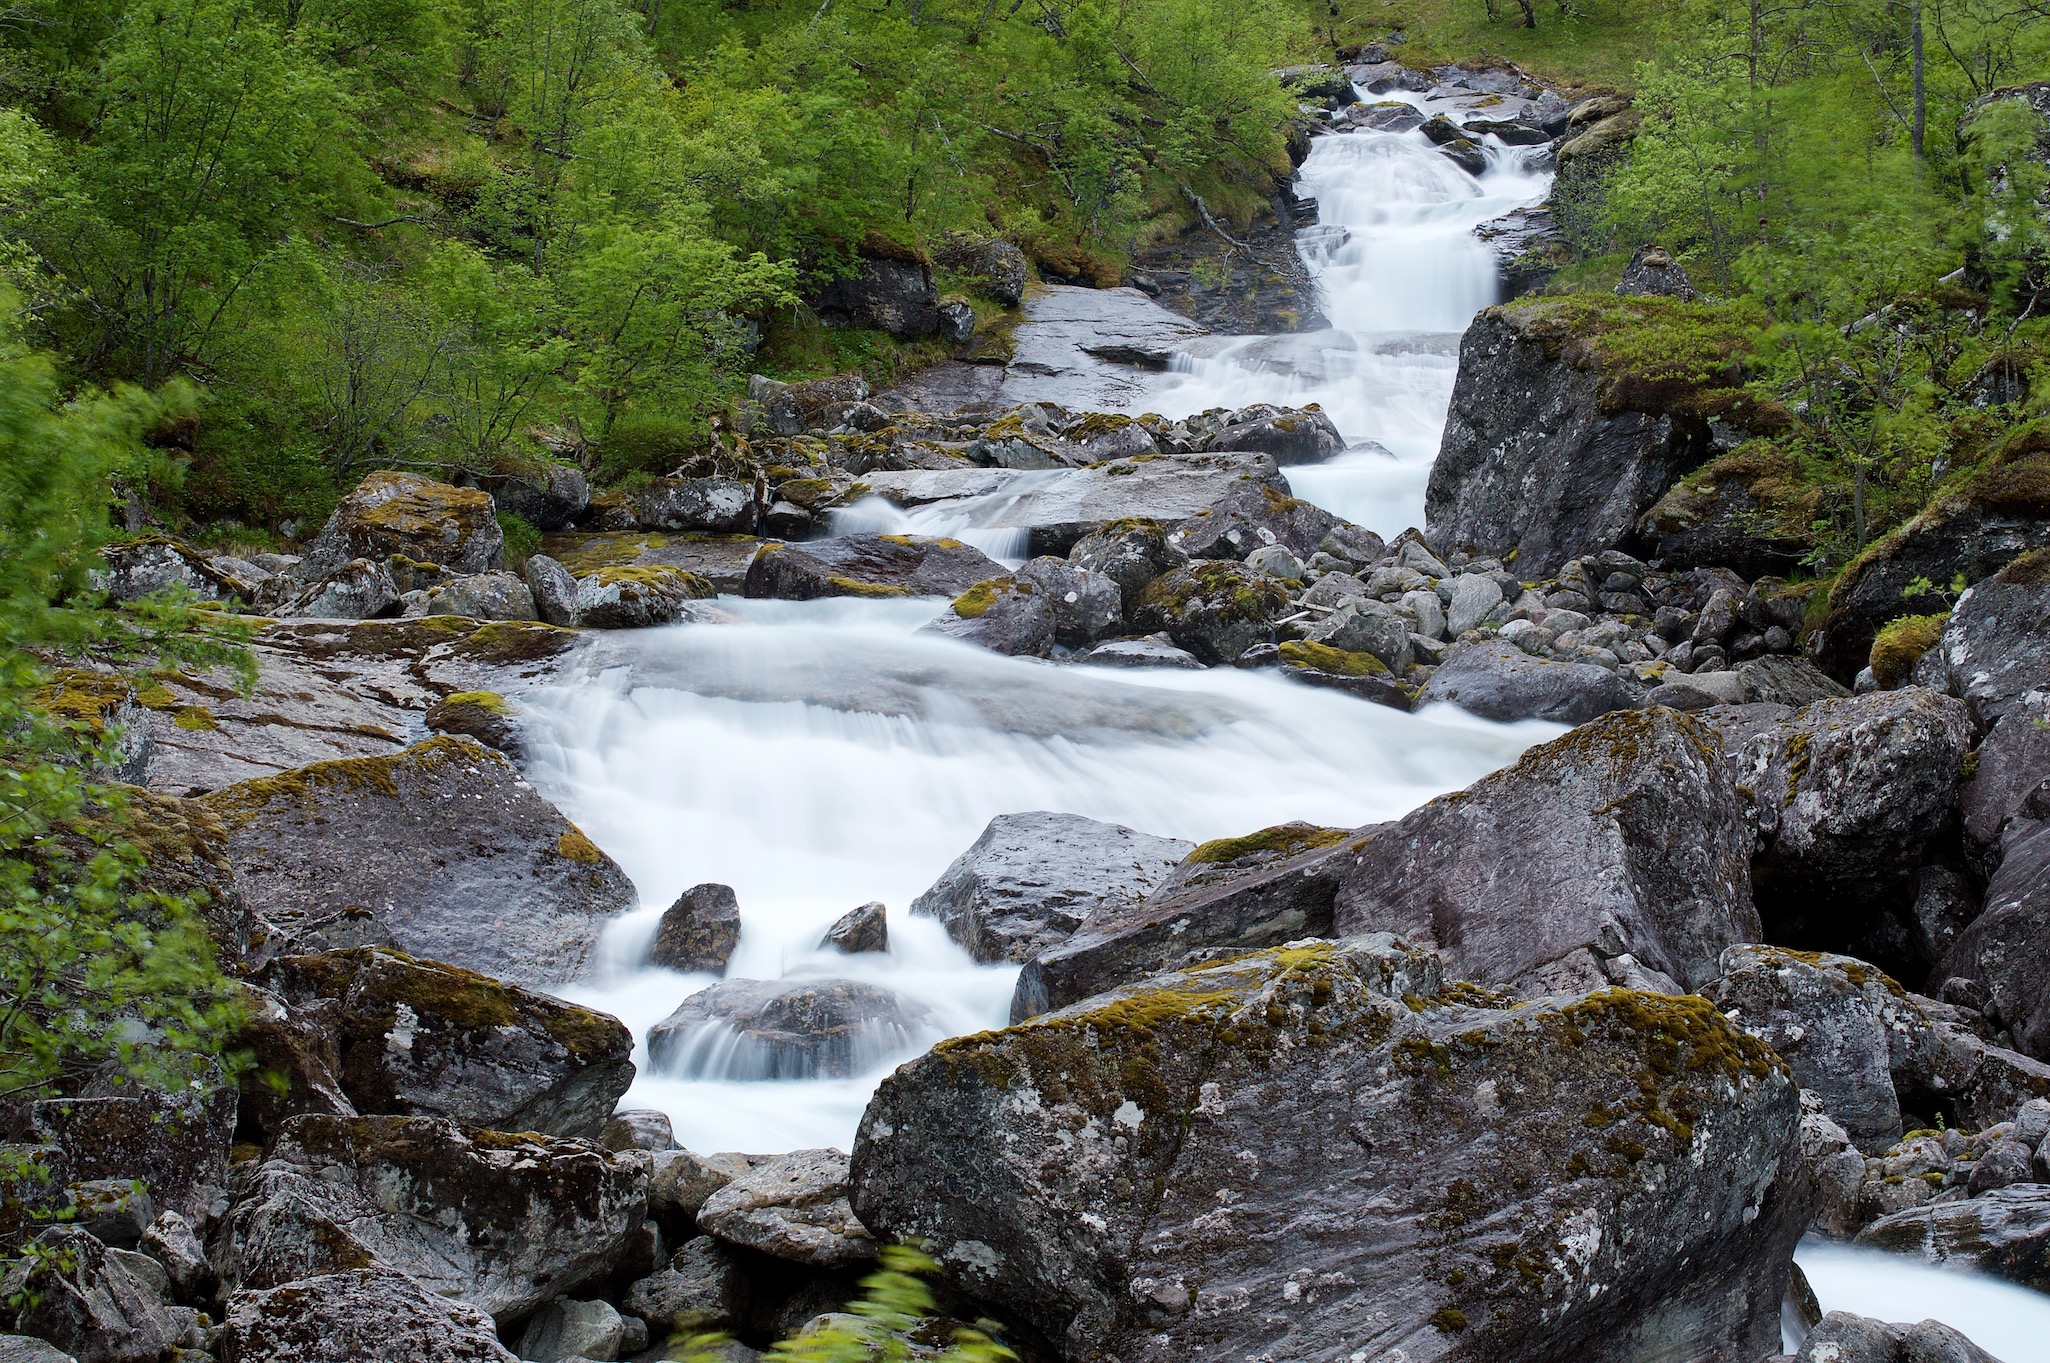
{"left": 513, "top": 86, "right": 2045, "bottom": 1348}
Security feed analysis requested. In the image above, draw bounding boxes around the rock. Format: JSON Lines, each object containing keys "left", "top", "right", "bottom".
{"left": 626, "top": 478, "right": 759, "bottom": 535}
{"left": 649, "top": 883, "right": 743, "bottom": 974}
{"left": 1473, "top": 203, "right": 1572, "bottom": 298}
{"left": 1335, "top": 707, "right": 1756, "bottom": 993}
{"left": 1792, "top": 1312, "right": 2003, "bottom": 1363}
{"left": 202, "top": 736, "right": 637, "bottom": 990}
{"left": 1080, "top": 637, "right": 1204, "bottom": 669}
{"left": 1438, "top": 137, "right": 1486, "bottom": 175}
{"left": 517, "top": 1298, "right": 624, "bottom": 1363}
{"left": 1416, "top": 639, "right": 1643, "bottom": 724}
{"left": 218, "top": 1114, "right": 646, "bottom": 1321}
{"left": 699, "top": 1149, "right": 876, "bottom": 1269}
{"left": 601, "top": 1110, "right": 676, "bottom": 1153}
{"left": 0, "top": 1338, "right": 76, "bottom": 1363}
{"left": 1820, "top": 428, "right": 2050, "bottom": 678}
{"left": 1615, "top": 243, "right": 1701, "bottom": 300}
{"left": 932, "top": 238, "right": 1029, "bottom": 308}
{"left": 260, "top": 947, "right": 635, "bottom": 1139}
{"left": 294, "top": 557, "right": 400, "bottom": 619}
{"left": 1932, "top": 551, "right": 2050, "bottom": 728}
{"left": 646, "top": 978, "right": 936, "bottom": 1081}
{"left": 1856, "top": 1184, "right": 2050, "bottom": 1293}
{"left": 1638, "top": 446, "right": 1818, "bottom": 578}
{"left": 0, "top": 1227, "right": 199, "bottom": 1363}
{"left": 821, "top": 902, "right": 888, "bottom": 954}
{"left": 909, "top": 811, "right": 1194, "bottom": 964}
{"left": 624, "top": 1238, "right": 749, "bottom": 1335}
{"left": 1348, "top": 100, "right": 1424, "bottom": 131}
{"left": 523, "top": 554, "right": 579, "bottom": 627}
{"left": 1426, "top": 304, "right": 1717, "bottom": 575}
{"left": 812, "top": 253, "right": 941, "bottom": 339}
{"left": 573, "top": 565, "right": 713, "bottom": 628}
{"left": 1202, "top": 407, "right": 1344, "bottom": 464}
{"left": 1068, "top": 519, "right": 1188, "bottom": 613}
{"left": 852, "top": 938, "right": 1808, "bottom": 1363}
{"left": 1939, "top": 818, "right": 2050, "bottom": 1059}
{"left": 1701, "top": 690, "right": 1974, "bottom": 952}
{"left": 546, "top": 530, "right": 765, "bottom": 596}
{"left": 422, "top": 571, "right": 538, "bottom": 621}
{"left": 1736, "top": 654, "right": 1852, "bottom": 706}
{"left": 1443, "top": 571, "right": 1505, "bottom": 635}
{"left": 425, "top": 688, "right": 523, "bottom": 757}
{"left": 304, "top": 471, "right": 503, "bottom": 576}
{"left": 1167, "top": 480, "right": 1338, "bottom": 563}
{"left": 95, "top": 535, "right": 251, "bottom": 603}
{"left": 61, "top": 1180, "right": 151, "bottom": 1249}
{"left": 138, "top": 1210, "right": 212, "bottom": 1301}
{"left": 1556, "top": 107, "right": 1644, "bottom": 170}
{"left": 647, "top": 1150, "right": 745, "bottom": 1231}
{"left": 1126, "top": 207, "right": 1327, "bottom": 335}
{"left": 1013, "top": 823, "right": 1354, "bottom": 1019}
{"left": 744, "top": 534, "right": 1003, "bottom": 601}
{"left": 748, "top": 374, "right": 872, "bottom": 436}
{"left": 219, "top": 1266, "right": 520, "bottom": 1362}
{"left": 1277, "top": 640, "right": 1415, "bottom": 710}
{"left": 923, "top": 576, "right": 1055, "bottom": 657}
{"left": 1128, "top": 559, "right": 1293, "bottom": 664}
{"left": 29, "top": 1089, "right": 234, "bottom": 1225}
{"left": 480, "top": 464, "right": 589, "bottom": 532}
{"left": 1014, "top": 557, "right": 1122, "bottom": 646}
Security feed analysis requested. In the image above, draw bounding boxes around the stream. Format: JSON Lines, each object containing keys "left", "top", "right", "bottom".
{"left": 519, "top": 89, "right": 2050, "bottom": 1355}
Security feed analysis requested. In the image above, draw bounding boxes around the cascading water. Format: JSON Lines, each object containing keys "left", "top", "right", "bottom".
{"left": 515, "top": 90, "right": 2048, "bottom": 1351}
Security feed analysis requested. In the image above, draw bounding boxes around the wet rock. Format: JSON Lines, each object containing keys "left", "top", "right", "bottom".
{"left": 1939, "top": 818, "right": 2050, "bottom": 1060}
{"left": 853, "top": 938, "right": 1807, "bottom": 1363}
{"left": 1791, "top": 1312, "right": 2002, "bottom": 1363}
{"left": 304, "top": 470, "right": 503, "bottom": 576}
{"left": 1276, "top": 640, "right": 1414, "bottom": 710}
{"left": 812, "top": 254, "right": 941, "bottom": 339}
{"left": 0, "top": 1227, "right": 200, "bottom": 1363}
{"left": 202, "top": 736, "right": 637, "bottom": 990}
{"left": 627, "top": 477, "right": 759, "bottom": 535}
{"left": 219, "top": 1114, "right": 646, "bottom": 1321}
{"left": 1079, "top": 637, "right": 1203, "bottom": 668}
{"left": 1856, "top": 1184, "right": 2050, "bottom": 1293}
{"left": 480, "top": 463, "right": 589, "bottom": 532}
{"left": 625, "top": 1238, "right": 749, "bottom": 1335}
{"left": 744, "top": 534, "right": 1003, "bottom": 601}
{"left": 517, "top": 1298, "right": 624, "bottom": 1363}
{"left": 1013, "top": 823, "right": 1353, "bottom": 1019}
{"left": 1015, "top": 557, "right": 1122, "bottom": 646}
{"left": 1335, "top": 707, "right": 1755, "bottom": 992}
{"left": 821, "top": 901, "right": 888, "bottom": 954}
{"left": 923, "top": 576, "right": 1055, "bottom": 657}
{"left": 910, "top": 811, "right": 1193, "bottom": 964}
{"left": 1202, "top": 407, "right": 1344, "bottom": 465}
{"left": 646, "top": 978, "right": 935, "bottom": 1081}
{"left": 933, "top": 238, "right": 1029, "bottom": 308}
{"left": 1126, "top": 208, "right": 1327, "bottom": 335}
{"left": 425, "top": 688, "right": 523, "bottom": 757}
{"left": 1348, "top": 100, "right": 1424, "bottom": 131}
{"left": 1068, "top": 519, "right": 1188, "bottom": 613}
{"left": 699, "top": 1149, "right": 876, "bottom": 1269}
{"left": 260, "top": 947, "right": 634, "bottom": 1139}
{"left": 1128, "top": 559, "right": 1294, "bottom": 664}
{"left": 1416, "top": 639, "right": 1643, "bottom": 723}
{"left": 546, "top": 530, "right": 766, "bottom": 596}
{"left": 220, "top": 1265, "right": 520, "bottom": 1362}
{"left": 573, "top": 565, "right": 713, "bottom": 628}
{"left": 1427, "top": 304, "right": 1716, "bottom": 575}
{"left": 1438, "top": 137, "right": 1486, "bottom": 175}
{"left": 650, "top": 883, "right": 743, "bottom": 974}
{"left": 749, "top": 375, "right": 872, "bottom": 436}
{"left": 1473, "top": 203, "right": 1571, "bottom": 298}
{"left": 601, "top": 1110, "right": 676, "bottom": 1153}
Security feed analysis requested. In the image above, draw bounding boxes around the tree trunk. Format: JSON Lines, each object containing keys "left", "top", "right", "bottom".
{"left": 1910, "top": 0, "right": 1926, "bottom": 160}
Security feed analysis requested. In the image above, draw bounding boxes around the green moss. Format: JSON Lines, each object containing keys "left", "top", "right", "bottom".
{"left": 827, "top": 577, "right": 912, "bottom": 598}
{"left": 1870, "top": 613, "right": 1948, "bottom": 688}
{"left": 452, "top": 621, "right": 581, "bottom": 665}
{"left": 1996, "top": 547, "right": 2050, "bottom": 586}
{"left": 1278, "top": 640, "right": 1389, "bottom": 677}
{"left": 172, "top": 706, "right": 218, "bottom": 731}
{"left": 1187, "top": 823, "right": 1349, "bottom": 864}
{"left": 442, "top": 690, "right": 509, "bottom": 714}
{"left": 544, "top": 532, "right": 670, "bottom": 576}
{"left": 203, "top": 735, "right": 479, "bottom": 824}
{"left": 591, "top": 564, "right": 712, "bottom": 596}
{"left": 951, "top": 577, "right": 1008, "bottom": 619}
{"left": 1430, "top": 1307, "right": 1469, "bottom": 1332}
{"left": 555, "top": 828, "right": 605, "bottom": 863}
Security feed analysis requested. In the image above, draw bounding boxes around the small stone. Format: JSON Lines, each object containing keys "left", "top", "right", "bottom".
{"left": 1967, "top": 1139, "right": 2036, "bottom": 1195}
{"left": 525, "top": 555, "right": 579, "bottom": 627}
{"left": 601, "top": 1110, "right": 676, "bottom": 1153}
{"left": 821, "top": 901, "right": 889, "bottom": 954}
{"left": 650, "top": 883, "right": 742, "bottom": 974}
{"left": 1244, "top": 544, "right": 1304, "bottom": 582}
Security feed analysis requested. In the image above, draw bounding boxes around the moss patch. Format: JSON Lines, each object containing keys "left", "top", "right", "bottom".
{"left": 173, "top": 706, "right": 219, "bottom": 731}
{"left": 827, "top": 576, "right": 912, "bottom": 598}
{"left": 1187, "top": 823, "right": 1350, "bottom": 864}
{"left": 441, "top": 690, "right": 510, "bottom": 715}
{"left": 1996, "top": 547, "right": 2050, "bottom": 586}
{"left": 1870, "top": 613, "right": 1948, "bottom": 688}
{"left": 1279, "top": 639, "right": 1390, "bottom": 677}
{"left": 555, "top": 827, "right": 605, "bottom": 864}
{"left": 951, "top": 577, "right": 1011, "bottom": 619}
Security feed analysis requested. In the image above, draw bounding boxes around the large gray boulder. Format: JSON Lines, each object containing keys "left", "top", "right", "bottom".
{"left": 921, "top": 576, "right": 1056, "bottom": 657}
{"left": 852, "top": 937, "right": 1809, "bottom": 1363}
{"left": 743, "top": 534, "right": 1003, "bottom": 601}
{"left": 812, "top": 253, "right": 941, "bottom": 339}
{"left": 1334, "top": 707, "right": 1757, "bottom": 993}
{"left": 29, "top": 1089, "right": 235, "bottom": 1225}
{"left": 302, "top": 470, "right": 503, "bottom": 576}
{"left": 1201, "top": 406, "right": 1344, "bottom": 464}
{"left": 260, "top": 947, "right": 635, "bottom": 1139}
{"left": 1938, "top": 818, "right": 2050, "bottom": 1059}
{"left": 217, "top": 1115, "right": 646, "bottom": 1322}
{"left": 1933, "top": 552, "right": 2050, "bottom": 728}
{"left": 645, "top": 978, "right": 935, "bottom": 1081}
{"left": 1790, "top": 1312, "right": 2002, "bottom": 1363}
{"left": 202, "top": 736, "right": 636, "bottom": 990}
{"left": 219, "top": 1266, "right": 520, "bottom": 1362}
{"left": 1856, "top": 1184, "right": 2050, "bottom": 1294}
{"left": 697, "top": 1148, "right": 876, "bottom": 1268}
{"left": 1426, "top": 305, "right": 1715, "bottom": 575}
{"left": 626, "top": 477, "right": 759, "bottom": 534}
{"left": 910, "top": 811, "right": 1194, "bottom": 964}
{"left": 1416, "top": 639, "right": 1643, "bottom": 723}
{"left": 1014, "top": 556, "right": 1122, "bottom": 647}
{"left": 1068, "top": 518, "right": 1189, "bottom": 612}
{"left": 0, "top": 1227, "right": 201, "bottom": 1363}
{"left": 572, "top": 564, "right": 713, "bottom": 629}
{"left": 1128, "top": 559, "right": 1294, "bottom": 664}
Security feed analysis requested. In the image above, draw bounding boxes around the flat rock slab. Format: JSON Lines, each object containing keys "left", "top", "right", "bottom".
{"left": 743, "top": 534, "right": 1003, "bottom": 600}
{"left": 202, "top": 735, "right": 635, "bottom": 989}
{"left": 997, "top": 286, "right": 1209, "bottom": 411}
{"left": 1416, "top": 639, "right": 1642, "bottom": 724}
{"left": 1855, "top": 1184, "right": 2050, "bottom": 1293}
{"left": 541, "top": 532, "right": 767, "bottom": 596}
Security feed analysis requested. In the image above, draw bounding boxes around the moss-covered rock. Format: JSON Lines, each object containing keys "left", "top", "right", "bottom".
{"left": 1129, "top": 559, "right": 1293, "bottom": 664}
{"left": 742, "top": 532, "right": 1003, "bottom": 601}
{"left": 924, "top": 575, "right": 1054, "bottom": 656}
{"left": 304, "top": 471, "right": 503, "bottom": 576}
{"left": 222, "top": 1265, "right": 520, "bottom": 1362}
{"left": 424, "top": 689, "right": 522, "bottom": 757}
{"left": 1637, "top": 444, "right": 1822, "bottom": 578}
{"left": 855, "top": 937, "right": 1807, "bottom": 1363}
{"left": 1869, "top": 613, "right": 1948, "bottom": 688}
{"left": 572, "top": 564, "right": 712, "bottom": 629}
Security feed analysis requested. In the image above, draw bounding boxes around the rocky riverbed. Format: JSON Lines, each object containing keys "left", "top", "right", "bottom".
{"left": 9, "top": 51, "right": 2050, "bottom": 1363}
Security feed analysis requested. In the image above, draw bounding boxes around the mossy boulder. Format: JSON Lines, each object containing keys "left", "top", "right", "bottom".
{"left": 217, "top": 1114, "right": 647, "bottom": 1323}
{"left": 1168, "top": 480, "right": 1338, "bottom": 563}
{"left": 625, "top": 476, "right": 760, "bottom": 535}
{"left": 423, "top": 571, "right": 539, "bottom": 622}
{"left": 1068, "top": 517, "right": 1187, "bottom": 613}
{"left": 1820, "top": 426, "right": 2050, "bottom": 678}
{"left": 424, "top": 689, "right": 522, "bottom": 758}
{"left": 923, "top": 575, "right": 1054, "bottom": 657}
{"left": 1637, "top": 445, "right": 1821, "bottom": 578}
{"left": 1930, "top": 551, "right": 2050, "bottom": 729}
{"left": 742, "top": 533, "right": 1004, "bottom": 601}
{"left": 1869, "top": 614, "right": 1948, "bottom": 689}
{"left": 649, "top": 882, "right": 741, "bottom": 973}
{"left": 260, "top": 946, "right": 635, "bottom": 1139}
{"left": 571, "top": 563, "right": 711, "bottom": 628}
{"left": 1277, "top": 638, "right": 1415, "bottom": 711}
{"left": 303, "top": 471, "right": 503, "bottom": 576}
{"left": 200, "top": 736, "right": 637, "bottom": 990}
{"left": 1129, "top": 559, "right": 1293, "bottom": 665}
{"left": 853, "top": 937, "right": 1808, "bottom": 1363}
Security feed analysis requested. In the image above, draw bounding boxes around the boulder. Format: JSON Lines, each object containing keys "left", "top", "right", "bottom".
{"left": 1334, "top": 707, "right": 1756, "bottom": 993}
{"left": 645, "top": 978, "right": 936, "bottom": 1081}
{"left": 649, "top": 883, "right": 743, "bottom": 974}
{"left": 218, "top": 1114, "right": 646, "bottom": 1321}
{"left": 525, "top": 554, "right": 579, "bottom": 626}
{"left": 1820, "top": 428, "right": 2050, "bottom": 678}
{"left": 1167, "top": 482, "right": 1338, "bottom": 562}
{"left": 1128, "top": 559, "right": 1294, "bottom": 664}
{"left": 294, "top": 557, "right": 400, "bottom": 619}
{"left": 1426, "top": 303, "right": 1717, "bottom": 575}
{"left": 545, "top": 530, "right": 767, "bottom": 596}
{"left": 1079, "top": 637, "right": 1203, "bottom": 669}
{"left": 1014, "top": 557, "right": 1122, "bottom": 646}
{"left": 29, "top": 1089, "right": 234, "bottom": 1225}
{"left": 573, "top": 565, "right": 713, "bottom": 629}
{"left": 1932, "top": 550, "right": 2050, "bottom": 728}
{"left": 1856, "top": 1184, "right": 2050, "bottom": 1293}
{"left": 1067, "top": 519, "right": 1187, "bottom": 613}
{"left": 625, "top": 1238, "right": 749, "bottom": 1335}
{"left": 303, "top": 471, "right": 503, "bottom": 576}
{"left": 821, "top": 901, "right": 888, "bottom": 954}
{"left": 922, "top": 576, "right": 1055, "bottom": 657}
{"left": 1959, "top": 705, "right": 2050, "bottom": 868}
{"left": 0, "top": 1338, "right": 77, "bottom": 1363}
{"left": 424, "top": 571, "right": 539, "bottom": 621}
{"left": 1701, "top": 690, "right": 1973, "bottom": 954}
{"left": 909, "top": 811, "right": 1194, "bottom": 964}
{"left": 139, "top": 1210, "right": 213, "bottom": 1301}
{"left": 424, "top": 688, "right": 523, "bottom": 757}
{"left": 1013, "top": 823, "right": 1353, "bottom": 1020}
{"left": 202, "top": 736, "right": 637, "bottom": 990}
{"left": 1202, "top": 407, "right": 1344, "bottom": 464}
{"left": 698, "top": 1148, "right": 876, "bottom": 1268}
{"left": 627, "top": 477, "right": 759, "bottom": 535}
{"left": 260, "top": 947, "right": 635, "bottom": 1139}
{"left": 1638, "top": 446, "right": 1818, "bottom": 578}
{"left": 1276, "top": 640, "right": 1414, "bottom": 711}
{"left": 1416, "top": 639, "right": 1643, "bottom": 723}
{"left": 601, "top": 1109, "right": 675, "bottom": 1153}
{"left": 743, "top": 534, "right": 1003, "bottom": 601}
{"left": 1791, "top": 1312, "right": 2002, "bottom": 1363}
{"left": 219, "top": 1266, "right": 520, "bottom": 1362}
{"left": 517, "top": 1298, "right": 624, "bottom": 1363}
{"left": 748, "top": 374, "right": 872, "bottom": 436}
{"left": 480, "top": 464, "right": 589, "bottom": 532}
{"left": 1615, "top": 243, "right": 1701, "bottom": 300}
{"left": 95, "top": 535, "right": 250, "bottom": 603}
{"left": 812, "top": 253, "right": 942, "bottom": 339}
{"left": 0, "top": 1227, "right": 201, "bottom": 1363}
{"left": 932, "top": 238, "right": 1030, "bottom": 308}
{"left": 1735, "top": 654, "right": 1852, "bottom": 707}
{"left": 852, "top": 938, "right": 1808, "bottom": 1363}
{"left": 1473, "top": 203, "right": 1571, "bottom": 298}
{"left": 1938, "top": 818, "right": 2050, "bottom": 1059}
{"left": 648, "top": 1149, "right": 747, "bottom": 1231}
